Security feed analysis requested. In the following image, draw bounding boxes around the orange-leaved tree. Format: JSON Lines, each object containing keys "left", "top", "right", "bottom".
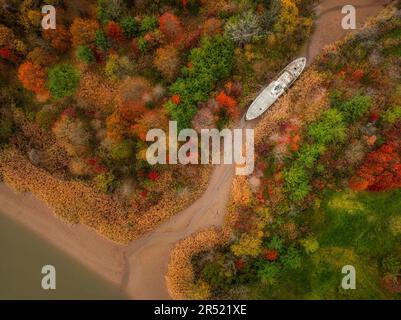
{"left": 17, "top": 61, "right": 48, "bottom": 96}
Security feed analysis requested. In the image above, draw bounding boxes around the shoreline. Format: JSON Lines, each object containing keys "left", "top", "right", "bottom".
{"left": 0, "top": 183, "right": 125, "bottom": 289}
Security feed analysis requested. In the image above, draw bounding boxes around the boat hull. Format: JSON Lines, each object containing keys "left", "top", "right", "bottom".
{"left": 245, "top": 57, "right": 306, "bottom": 121}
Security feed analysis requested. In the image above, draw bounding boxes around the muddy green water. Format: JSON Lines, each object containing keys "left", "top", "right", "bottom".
{"left": 0, "top": 213, "right": 124, "bottom": 300}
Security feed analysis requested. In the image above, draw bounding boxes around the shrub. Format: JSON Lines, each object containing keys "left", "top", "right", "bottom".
{"left": 47, "top": 64, "right": 80, "bottom": 99}
{"left": 216, "top": 91, "right": 237, "bottom": 110}
{"left": 94, "top": 172, "right": 115, "bottom": 193}
{"left": 137, "top": 37, "right": 148, "bottom": 54}
{"left": 300, "top": 237, "right": 320, "bottom": 254}
{"left": 231, "top": 234, "right": 262, "bottom": 257}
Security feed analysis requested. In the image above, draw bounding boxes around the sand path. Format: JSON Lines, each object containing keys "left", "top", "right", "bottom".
{"left": 0, "top": 0, "right": 391, "bottom": 300}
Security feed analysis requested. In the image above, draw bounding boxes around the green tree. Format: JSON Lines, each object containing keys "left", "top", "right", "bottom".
{"left": 282, "top": 164, "right": 311, "bottom": 202}
{"left": 97, "top": 0, "right": 125, "bottom": 24}
{"left": 335, "top": 94, "right": 372, "bottom": 122}
{"left": 120, "top": 16, "right": 139, "bottom": 38}
{"left": 257, "top": 262, "right": 280, "bottom": 285}
{"left": 47, "top": 64, "right": 80, "bottom": 99}
{"left": 282, "top": 247, "right": 302, "bottom": 270}
{"left": 140, "top": 15, "right": 158, "bottom": 33}
{"left": 297, "top": 144, "right": 326, "bottom": 169}
{"left": 95, "top": 30, "right": 109, "bottom": 51}
{"left": 308, "top": 109, "right": 346, "bottom": 145}
{"left": 382, "top": 105, "right": 401, "bottom": 124}
{"left": 76, "top": 45, "right": 95, "bottom": 63}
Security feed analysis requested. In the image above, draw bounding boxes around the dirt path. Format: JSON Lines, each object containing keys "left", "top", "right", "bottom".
{"left": 306, "top": 0, "right": 391, "bottom": 61}
{"left": 0, "top": 0, "right": 390, "bottom": 300}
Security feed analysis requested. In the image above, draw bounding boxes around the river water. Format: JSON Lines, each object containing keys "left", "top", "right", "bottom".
{"left": 0, "top": 213, "right": 124, "bottom": 300}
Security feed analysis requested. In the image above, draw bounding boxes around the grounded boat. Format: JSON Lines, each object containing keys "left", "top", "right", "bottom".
{"left": 245, "top": 57, "right": 307, "bottom": 121}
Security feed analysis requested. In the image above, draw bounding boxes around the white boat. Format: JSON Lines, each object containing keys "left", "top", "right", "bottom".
{"left": 245, "top": 57, "right": 307, "bottom": 121}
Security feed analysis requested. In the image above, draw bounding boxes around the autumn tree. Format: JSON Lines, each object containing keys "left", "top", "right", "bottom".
{"left": 349, "top": 140, "right": 401, "bottom": 191}
{"left": 154, "top": 45, "right": 180, "bottom": 81}
{"left": 97, "top": 0, "right": 125, "bottom": 24}
{"left": 224, "top": 11, "right": 262, "bottom": 46}
{"left": 0, "top": 25, "right": 15, "bottom": 49}
{"left": 202, "top": 18, "right": 223, "bottom": 37}
{"left": 131, "top": 109, "right": 168, "bottom": 141}
{"left": 17, "top": 61, "right": 48, "bottom": 96}
{"left": 118, "top": 76, "right": 153, "bottom": 106}
{"left": 105, "top": 21, "right": 124, "bottom": 42}
{"left": 159, "top": 12, "right": 184, "bottom": 43}
{"left": 216, "top": 91, "right": 237, "bottom": 116}
{"left": 43, "top": 26, "right": 71, "bottom": 53}
{"left": 27, "top": 47, "right": 56, "bottom": 66}
{"left": 52, "top": 112, "right": 91, "bottom": 156}
{"left": 70, "top": 18, "right": 99, "bottom": 47}
{"left": 273, "top": 0, "right": 313, "bottom": 51}
{"left": 76, "top": 72, "right": 117, "bottom": 113}
{"left": 105, "top": 111, "right": 126, "bottom": 142}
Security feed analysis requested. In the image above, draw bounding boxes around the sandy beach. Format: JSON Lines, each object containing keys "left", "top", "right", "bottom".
{"left": 0, "top": 183, "right": 125, "bottom": 287}
{"left": 0, "top": 0, "right": 392, "bottom": 300}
